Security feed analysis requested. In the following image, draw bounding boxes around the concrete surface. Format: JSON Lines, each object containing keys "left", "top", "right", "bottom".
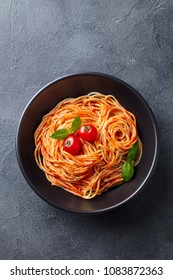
{"left": 0, "top": 0, "right": 173, "bottom": 259}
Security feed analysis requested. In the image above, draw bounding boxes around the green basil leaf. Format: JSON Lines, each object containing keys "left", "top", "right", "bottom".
{"left": 122, "top": 161, "right": 134, "bottom": 182}
{"left": 69, "top": 116, "right": 81, "bottom": 133}
{"left": 127, "top": 141, "right": 139, "bottom": 161}
{"left": 50, "top": 128, "right": 69, "bottom": 140}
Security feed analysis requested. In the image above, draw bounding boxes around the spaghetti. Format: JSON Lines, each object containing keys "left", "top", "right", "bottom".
{"left": 34, "top": 92, "right": 142, "bottom": 199}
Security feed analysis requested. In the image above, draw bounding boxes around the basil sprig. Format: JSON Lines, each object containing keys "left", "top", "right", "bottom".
{"left": 50, "top": 116, "right": 81, "bottom": 140}
{"left": 50, "top": 128, "right": 69, "bottom": 140}
{"left": 122, "top": 141, "right": 139, "bottom": 182}
{"left": 122, "top": 161, "right": 134, "bottom": 182}
{"left": 69, "top": 116, "right": 81, "bottom": 133}
{"left": 127, "top": 141, "right": 139, "bottom": 162}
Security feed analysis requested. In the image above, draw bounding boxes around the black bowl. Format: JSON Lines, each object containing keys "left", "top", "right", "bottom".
{"left": 16, "top": 73, "right": 159, "bottom": 214}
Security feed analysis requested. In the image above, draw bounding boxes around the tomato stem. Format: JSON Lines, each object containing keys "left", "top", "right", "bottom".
{"left": 85, "top": 126, "right": 91, "bottom": 132}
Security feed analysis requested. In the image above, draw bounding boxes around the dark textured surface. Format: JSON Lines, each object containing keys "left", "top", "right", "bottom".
{"left": 0, "top": 0, "right": 172, "bottom": 260}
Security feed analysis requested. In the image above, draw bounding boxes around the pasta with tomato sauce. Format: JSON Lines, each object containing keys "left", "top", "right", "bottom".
{"left": 34, "top": 92, "right": 142, "bottom": 199}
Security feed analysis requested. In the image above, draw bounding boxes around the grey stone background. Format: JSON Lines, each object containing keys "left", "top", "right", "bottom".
{"left": 0, "top": 0, "right": 173, "bottom": 259}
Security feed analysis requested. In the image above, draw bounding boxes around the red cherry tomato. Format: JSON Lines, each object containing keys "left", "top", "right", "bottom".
{"left": 63, "top": 135, "right": 81, "bottom": 155}
{"left": 79, "top": 124, "right": 97, "bottom": 142}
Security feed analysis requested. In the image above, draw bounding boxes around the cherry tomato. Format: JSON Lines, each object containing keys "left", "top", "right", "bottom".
{"left": 79, "top": 124, "right": 97, "bottom": 142}
{"left": 63, "top": 135, "right": 82, "bottom": 155}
